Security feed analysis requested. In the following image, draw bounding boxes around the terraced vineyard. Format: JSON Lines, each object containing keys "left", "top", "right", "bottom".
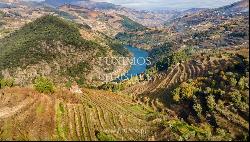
{"left": 0, "top": 88, "right": 55, "bottom": 140}
{"left": 123, "top": 55, "right": 235, "bottom": 112}
{"left": 0, "top": 87, "right": 157, "bottom": 141}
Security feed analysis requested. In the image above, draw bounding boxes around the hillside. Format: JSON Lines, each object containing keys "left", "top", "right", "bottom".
{"left": 167, "top": 0, "right": 249, "bottom": 31}
{"left": 115, "top": 0, "right": 249, "bottom": 50}
{"left": 0, "top": 0, "right": 249, "bottom": 141}
{"left": 0, "top": 87, "right": 159, "bottom": 141}
{"left": 0, "top": 15, "right": 129, "bottom": 86}
{"left": 115, "top": 28, "right": 171, "bottom": 50}
{"left": 120, "top": 48, "right": 249, "bottom": 141}
{"left": 57, "top": 4, "right": 147, "bottom": 37}
{"left": 43, "top": 0, "right": 175, "bottom": 27}
{"left": 220, "top": 0, "right": 249, "bottom": 12}
{"left": 43, "top": 0, "right": 118, "bottom": 9}
{"left": 43, "top": 0, "right": 81, "bottom": 7}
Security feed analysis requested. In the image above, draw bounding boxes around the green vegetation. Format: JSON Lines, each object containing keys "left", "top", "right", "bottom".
{"left": 115, "top": 28, "right": 169, "bottom": 50}
{"left": 171, "top": 81, "right": 198, "bottom": 103}
{"left": 55, "top": 102, "right": 67, "bottom": 140}
{"left": 164, "top": 120, "right": 231, "bottom": 141}
{"left": 114, "top": 15, "right": 148, "bottom": 45}
{"left": 100, "top": 33, "right": 129, "bottom": 56}
{"left": 99, "top": 82, "right": 126, "bottom": 92}
{"left": 0, "top": 15, "right": 100, "bottom": 70}
{"left": 169, "top": 55, "right": 249, "bottom": 140}
{"left": 120, "top": 15, "right": 146, "bottom": 32}
{"left": 0, "top": 11, "right": 4, "bottom": 18}
{"left": 36, "top": 103, "right": 45, "bottom": 115}
{"left": 0, "top": 78, "right": 14, "bottom": 89}
{"left": 0, "top": 11, "right": 5, "bottom": 27}
{"left": 34, "top": 77, "right": 55, "bottom": 93}
{"left": 66, "top": 62, "right": 91, "bottom": 78}
{"left": 0, "top": 1, "right": 248, "bottom": 141}
{"left": 96, "top": 132, "right": 116, "bottom": 141}
{"left": 65, "top": 80, "right": 73, "bottom": 89}
{"left": 55, "top": 11, "right": 77, "bottom": 20}
{"left": 0, "top": 15, "right": 131, "bottom": 86}
{"left": 149, "top": 43, "right": 194, "bottom": 71}
{"left": 108, "top": 41, "right": 129, "bottom": 56}
{"left": 64, "top": 62, "right": 92, "bottom": 86}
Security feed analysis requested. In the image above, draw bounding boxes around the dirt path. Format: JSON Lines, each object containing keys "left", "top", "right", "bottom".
{"left": 0, "top": 98, "right": 32, "bottom": 119}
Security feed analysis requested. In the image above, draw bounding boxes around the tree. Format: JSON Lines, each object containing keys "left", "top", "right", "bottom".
{"left": 211, "top": 80, "right": 217, "bottom": 88}
{"left": 34, "top": 77, "right": 55, "bottom": 93}
{"left": 229, "top": 77, "right": 237, "bottom": 87}
{"left": 193, "top": 103, "right": 202, "bottom": 117}
{"left": 229, "top": 90, "right": 241, "bottom": 105}
{"left": 207, "top": 95, "right": 216, "bottom": 111}
{"left": 180, "top": 82, "right": 197, "bottom": 99}
{"left": 172, "top": 87, "right": 181, "bottom": 102}
{"left": 238, "top": 77, "right": 245, "bottom": 90}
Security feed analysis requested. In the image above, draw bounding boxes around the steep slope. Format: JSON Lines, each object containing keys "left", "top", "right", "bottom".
{"left": 0, "top": 15, "right": 129, "bottom": 86}
{"left": 219, "top": 0, "right": 249, "bottom": 12}
{"left": 0, "top": 87, "right": 158, "bottom": 141}
{"left": 43, "top": 0, "right": 175, "bottom": 27}
{"left": 168, "top": 0, "right": 249, "bottom": 31}
{"left": 161, "top": 0, "right": 250, "bottom": 49}
{"left": 57, "top": 4, "right": 146, "bottom": 37}
{"left": 121, "top": 48, "right": 249, "bottom": 141}
{"left": 112, "top": 0, "right": 249, "bottom": 50}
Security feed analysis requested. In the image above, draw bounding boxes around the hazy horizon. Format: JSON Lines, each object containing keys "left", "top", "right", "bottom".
{"left": 23, "top": 0, "right": 241, "bottom": 10}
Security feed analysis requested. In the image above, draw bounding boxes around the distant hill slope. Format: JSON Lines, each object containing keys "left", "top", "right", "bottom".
{"left": 163, "top": 0, "right": 249, "bottom": 48}
{"left": 44, "top": 0, "right": 83, "bottom": 7}
{"left": 57, "top": 4, "right": 147, "bottom": 37}
{"left": 0, "top": 15, "right": 129, "bottom": 86}
{"left": 220, "top": 0, "right": 249, "bottom": 12}
{"left": 167, "top": 0, "right": 249, "bottom": 30}
{"left": 43, "top": 0, "right": 174, "bottom": 27}
{"left": 44, "top": 0, "right": 119, "bottom": 10}
{"left": 114, "top": 1, "right": 249, "bottom": 50}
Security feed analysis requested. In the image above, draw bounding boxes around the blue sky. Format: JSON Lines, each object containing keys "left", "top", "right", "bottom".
{"left": 26, "top": 0, "right": 241, "bottom": 10}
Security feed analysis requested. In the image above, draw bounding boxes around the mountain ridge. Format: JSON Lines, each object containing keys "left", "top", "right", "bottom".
{"left": 0, "top": 15, "right": 129, "bottom": 86}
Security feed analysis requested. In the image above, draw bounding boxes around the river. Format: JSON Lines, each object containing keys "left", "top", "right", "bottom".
{"left": 116, "top": 45, "right": 149, "bottom": 81}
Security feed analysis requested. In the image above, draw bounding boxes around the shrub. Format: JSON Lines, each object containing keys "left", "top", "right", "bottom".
{"left": 0, "top": 78, "right": 14, "bottom": 89}
{"left": 96, "top": 132, "right": 116, "bottom": 141}
{"left": 34, "top": 77, "right": 55, "bottom": 93}
{"left": 65, "top": 81, "right": 72, "bottom": 89}
{"left": 166, "top": 120, "right": 212, "bottom": 141}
